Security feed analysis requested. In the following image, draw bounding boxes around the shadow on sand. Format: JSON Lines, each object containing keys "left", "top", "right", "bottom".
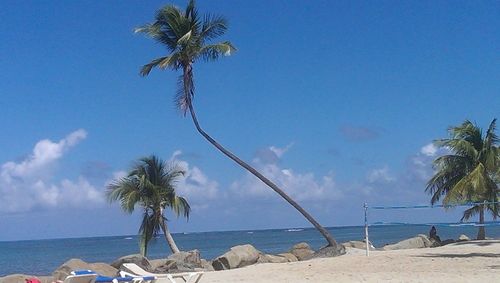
{"left": 418, "top": 252, "right": 500, "bottom": 258}
{"left": 415, "top": 240, "right": 500, "bottom": 259}
{"left": 448, "top": 239, "right": 500, "bottom": 247}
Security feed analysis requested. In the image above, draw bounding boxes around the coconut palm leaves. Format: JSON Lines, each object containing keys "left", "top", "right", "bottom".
{"left": 426, "top": 119, "right": 499, "bottom": 239}
{"left": 136, "top": 1, "right": 342, "bottom": 252}
{"left": 135, "top": 0, "right": 235, "bottom": 113}
{"left": 107, "top": 155, "right": 190, "bottom": 255}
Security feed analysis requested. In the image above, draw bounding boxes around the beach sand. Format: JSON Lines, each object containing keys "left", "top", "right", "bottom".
{"left": 202, "top": 240, "right": 500, "bottom": 283}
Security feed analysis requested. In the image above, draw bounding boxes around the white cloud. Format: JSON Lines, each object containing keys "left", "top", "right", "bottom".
{"left": 366, "top": 166, "right": 395, "bottom": 183}
{"left": 0, "top": 130, "right": 104, "bottom": 214}
{"left": 169, "top": 151, "right": 219, "bottom": 206}
{"left": 1, "top": 129, "right": 87, "bottom": 182}
{"left": 253, "top": 143, "right": 294, "bottom": 165}
{"left": 269, "top": 143, "right": 294, "bottom": 159}
{"left": 421, "top": 143, "right": 438, "bottom": 157}
{"left": 231, "top": 145, "right": 343, "bottom": 202}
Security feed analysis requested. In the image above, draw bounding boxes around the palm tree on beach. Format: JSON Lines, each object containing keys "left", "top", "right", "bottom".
{"left": 426, "top": 119, "right": 500, "bottom": 240}
{"left": 136, "top": 0, "right": 342, "bottom": 252}
{"left": 107, "top": 155, "right": 190, "bottom": 256}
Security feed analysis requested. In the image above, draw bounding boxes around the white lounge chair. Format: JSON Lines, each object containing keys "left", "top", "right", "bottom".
{"left": 120, "top": 263, "right": 203, "bottom": 283}
{"left": 59, "top": 273, "right": 97, "bottom": 283}
{"left": 60, "top": 270, "right": 154, "bottom": 283}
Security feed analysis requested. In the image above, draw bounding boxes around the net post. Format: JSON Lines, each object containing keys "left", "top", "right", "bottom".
{"left": 364, "top": 202, "right": 369, "bottom": 256}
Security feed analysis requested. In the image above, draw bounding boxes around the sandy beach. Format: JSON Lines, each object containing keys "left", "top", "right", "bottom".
{"left": 201, "top": 240, "right": 500, "bottom": 283}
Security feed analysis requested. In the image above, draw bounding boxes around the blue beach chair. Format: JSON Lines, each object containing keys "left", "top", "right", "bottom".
{"left": 67, "top": 270, "right": 155, "bottom": 283}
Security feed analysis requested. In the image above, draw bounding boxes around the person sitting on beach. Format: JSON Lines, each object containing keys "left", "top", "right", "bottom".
{"left": 429, "top": 226, "right": 441, "bottom": 242}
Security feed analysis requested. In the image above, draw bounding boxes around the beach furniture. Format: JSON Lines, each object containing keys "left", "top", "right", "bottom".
{"left": 120, "top": 263, "right": 203, "bottom": 283}
{"left": 59, "top": 273, "right": 97, "bottom": 283}
{"left": 63, "top": 270, "right": 154, "bottom": 283}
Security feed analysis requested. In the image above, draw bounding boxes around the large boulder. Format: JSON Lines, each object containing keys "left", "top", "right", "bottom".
{"left": 309, "top": 244, "right": 346, "bottom": 259}
{"left": 212, "top": 244, "right": 261, "bottom": 270}
{"left": 150, "top": 259, "right": 167, "bottom": 271}
{"left": 289, "top": 242, "right": 314, "bottom": 261}
{"left": 0, "top": 274, "right": 53, "bottom": 283}
{"left": 277, "top": 253, "right": 298, "bottom": 262}
{"left": 89, "top": 263, "right": 119, "bottom": 277}
{"left": 168, "top": 250, "right": 202, "bottom": 269}
{"left": 153, "top": 250, "right": 203, "bottom": 273}
{"left": 200, "top": 259, "right": 214, "bottom": 271}
{"left": 257, "top": 254, "right": 289, "bottom": 264}
{"left": 153, "top": 260, "right": 178, "bottom": 273}
{"left": 110, "top": 254, "right": 152, "bottom": 271}
{"left": 458, "top": 234, "right": 470, "bottom": 241}
{"left": 429, "top": 238, "right": 441, "bottom": 248}
{"left": 53, "top": 259, "right": 117, "bottom": 280}
{"left": 382, "top": 234, "right": 432, "bottom": 251}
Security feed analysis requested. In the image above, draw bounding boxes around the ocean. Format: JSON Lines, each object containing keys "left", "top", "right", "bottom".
{"left": 1, "top": 224, "right": 499, "bottom": 276}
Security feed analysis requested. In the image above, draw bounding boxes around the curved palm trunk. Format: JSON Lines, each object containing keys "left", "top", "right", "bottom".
{"left": 185, "top": 95, "right": 339, "bottom": 248}
{"left": 477, "top": 208, "right": 485, "bottom": 240}
{"left": 160, "top": 209, "right": 181, "bottom": 254}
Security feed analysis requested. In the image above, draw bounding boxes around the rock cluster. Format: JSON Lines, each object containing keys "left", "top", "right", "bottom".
{"left": 379, "top": 233, "right": 472, "bottom": 250}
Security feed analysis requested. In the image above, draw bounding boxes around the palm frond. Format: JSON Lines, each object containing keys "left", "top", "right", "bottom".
{"left": 169, "top": 196, "right": 191, "bottom": 219}
{"left": 485, "top": 119, "right": 498, "bottom": 146}
{"left": 106, "top": 177, "right": 140, "bottom": 213}
{"left": 201, "top": 14, "right": 228, "bottom": 41}
{"left": 461, "top": 205, "right": 482, "bottom": 222}
{"left": 437, "top": 138, "right": 478, "bottom": 160}
{"left": 135, "top": 23, "right": 177, "bottom": 51}
{"left": 199, "top": 42, "right": 236, "bottom": 61}
{"left": 140, "top": 56, "right": 176, "bottom": 76}
{"left": 443, "top": 163, "right": 488, "bottom": 205}
{"left": 138, "top": 209, "right": 162, "bottom": 256}
{"left": 185, "top": 0, "right": 200, "bottom": 33}
{"left": 426, "top": 155, "right": 469, "bottom": 204}
{"left": 177, "top": 30, "right": 193, "bottom": 46}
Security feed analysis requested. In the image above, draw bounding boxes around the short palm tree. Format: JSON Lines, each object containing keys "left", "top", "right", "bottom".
{"left": 107, "top": 155, "right": 190, "bottom": 255}
{"left": 426, "top": 119, "right": 499, "bottom": 239}
{"left": 136, "top": 0, "right": 341, "bottom": 251}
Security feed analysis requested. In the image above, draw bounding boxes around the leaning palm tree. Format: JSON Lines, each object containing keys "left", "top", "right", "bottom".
{"left": 136, "top": 0, "right": 341, "bottom": 252}
{"left": 426, "top": 119, "right": 499, "bottom": 239}
{"left": 107, "top": 155, "right": 190, "bottom": 256}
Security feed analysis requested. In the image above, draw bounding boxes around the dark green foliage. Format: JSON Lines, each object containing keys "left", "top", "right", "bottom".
{"left": 107, "top": 155, "right": 189, "bottom": 255}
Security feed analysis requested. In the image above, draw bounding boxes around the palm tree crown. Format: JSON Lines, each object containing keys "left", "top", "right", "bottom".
{"left": 426, "top": 119, "right": 499, "bottom": 239}
{"left": 107, "top": 155, "right": 190, "bottom": 255}
{"left": 135, "top": 0, "right": 235, "bottom": 113}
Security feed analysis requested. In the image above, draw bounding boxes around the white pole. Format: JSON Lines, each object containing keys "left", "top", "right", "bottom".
{"left": 364, "top": 202, "right": 369, "bottom": 256}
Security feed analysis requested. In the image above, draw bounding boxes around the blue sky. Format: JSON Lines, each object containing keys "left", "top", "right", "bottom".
{"left": 0, "top": 1, "right": 498, "bottom": 241}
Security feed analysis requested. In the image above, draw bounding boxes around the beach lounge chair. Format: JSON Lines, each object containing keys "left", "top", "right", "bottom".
{"left": 61, "top": 270, "right": 154, "bottom": 283}
{"left": 59, "top": 273, "right": 97, "bottom": 283}
{"left": 120, "top": 263, "right": 203, "bottom": 283}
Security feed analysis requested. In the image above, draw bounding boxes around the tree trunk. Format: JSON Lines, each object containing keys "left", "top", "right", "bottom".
{"left": 160, "top": 209, "right": 181, "bottom": 254}
{"left": 187, "top": 102, "right": 339, "bottom": 248}
{"left": 477, "top": 207, "right": 485, "bottom": 240}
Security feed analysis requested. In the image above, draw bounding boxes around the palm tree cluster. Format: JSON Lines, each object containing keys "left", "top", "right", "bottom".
{"left": 426, "top": 119, "right": 500, "bottom": 239}
{"left": 107, "top": 155, "right": 190, "bottom": 256}
{"left": 135, "top": 0, "right": 342, "bottom": 251}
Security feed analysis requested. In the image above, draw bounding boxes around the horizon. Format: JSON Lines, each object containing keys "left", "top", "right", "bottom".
{"left": 1, "top": 0, "right": 499, "bottom": 242}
